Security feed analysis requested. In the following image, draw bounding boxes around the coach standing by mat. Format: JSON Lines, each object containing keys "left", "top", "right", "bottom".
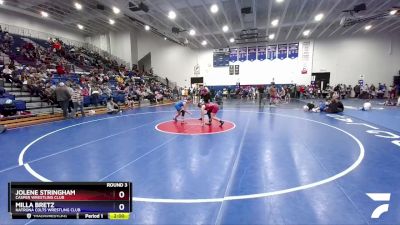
{"left": 55, "top": 82, "right": 71, "bottom": 118}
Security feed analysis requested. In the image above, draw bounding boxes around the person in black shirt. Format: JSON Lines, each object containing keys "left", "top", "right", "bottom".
{"left": 325, "top": 99, "right": 344, "bottom": 113}
{"left": 257, "top": 86, "right": 265, "bottom": 105}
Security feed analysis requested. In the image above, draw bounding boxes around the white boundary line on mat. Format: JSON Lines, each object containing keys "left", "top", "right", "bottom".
{"left": 19, "top": 110, "right": 365, "bottom": 203}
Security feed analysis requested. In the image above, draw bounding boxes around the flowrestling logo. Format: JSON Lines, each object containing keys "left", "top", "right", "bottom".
{"left": 366, "top": 193, "right": 391, "bottom": 219}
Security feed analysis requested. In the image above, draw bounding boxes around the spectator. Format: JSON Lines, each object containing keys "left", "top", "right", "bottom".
{"left": 106, "top": 97, "right": 120, "bottom": 114}
{"left": 71, "top": 85, "right": 85, "bottom": 118}
{"left": 55, "top": 82, "right": 71, "bottom": 118}
{"left": 0, "top": 86, "right": 5, "bottom": 97}
{"left": 2, "top": 64, "right": 13, "bottom": 83}
{"left": 1, "top": 99, "right": 17, "bottom": 117}
{"left": 90, "top": 85, "right": 101, "bottom": 107}
{"left": 325, "top": 99, "right": 344, "bottom": 113}
{"left": 354, "top": 85, "right": 360, "bottom": 98}
{"left": 56, "top": 63, "right": 65, "bottom": 75}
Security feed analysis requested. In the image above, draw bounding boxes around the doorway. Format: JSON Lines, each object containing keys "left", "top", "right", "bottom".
{"left": 312, "top": 72, "right": 330, "bottom": 90}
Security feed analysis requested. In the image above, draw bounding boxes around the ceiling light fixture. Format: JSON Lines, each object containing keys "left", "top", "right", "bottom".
{"left": 40, "top": 11, "right": 49, "bottom": 17}
{"left": 276, "top": 0, "right": 284, "bottom": 3}
{"left": 210, "top": 4, "right": 219, "bottom": 13}
{"left": 0, "top": 0, "right": 4, "bottom": 5}
{"left": 189, "top": 29, "right": 196, "bottom": 36}
{"left": 390, "top": 9, "right": 397, "bottom": 15}
{"left": 271, "top": 19, "right": 279, "bottom": 27}
{"left": 303, "top": 30, "right": 310, "bottom": 36}
{"left": 268, "top": 33, "right": 275, "bottom": 40}
{"left": 168, "top": 10, "right": 176, "bottom": 19}
{"left": 112, "top": 6, "right": 120, "bottom": 14}
{"left": 364, "top": 25, "right": 372, "bottom": 30}
{"left": 164, "top": 37, "right": 167, "bottom": 40}
{"left": 144, "top": 25, "right": 150, "bottom": 31}
{"left": 201, "top": 40, "right": 207, "bottom": 46}
{"left": 314, "top": 13, "right": 324, "bottom": 21}
{"left": 222, "top": 25, "right": 229, "bottom": 32}
{"left": 77, "top": 24, "right": 84, "bottom": 30}
{"left": 74, "top": 2, "right": 82, "bottom": 10}
{"left": 109, "top": 19, "right": 115, "bottom": 25}
{"left": 229, "top": 37, "right": 235, "bottom": 43}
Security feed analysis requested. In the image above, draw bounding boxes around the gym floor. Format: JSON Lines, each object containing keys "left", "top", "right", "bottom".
{"left": 1, "top": 99, "right": 400, "bottom": 225}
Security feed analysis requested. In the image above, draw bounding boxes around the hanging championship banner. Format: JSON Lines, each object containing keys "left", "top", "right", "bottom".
{"left": 235, "top": 65, "right": 239, "bottom": 75}
{"left": 229, "top": 48, "right": 238, "bottom": 63}
{"left": 257, "top": 46, "right": 266, "bottom": 61}
{"left": 229, "top": 65, "right": 234, "bottom": 75}
{"left": 278, "top": 44, "right": 288, "bottom": 60}
{"left": 238, "top": 47, "right": 247, "bottom": 62}
{"left": 247, "top": 46, "right": 257, "bottom": 61}
{"left": 299, "top": 41, "right": 313, "bottom": 75}
{"left": 288, "top": 43, "right": 299, "bottom": 59}
{"left": 267, "top": 45, "right": 277, "bottom": 61}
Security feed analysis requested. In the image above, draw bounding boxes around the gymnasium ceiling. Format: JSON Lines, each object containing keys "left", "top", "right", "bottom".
{"left": 1, "top": 0, "right": 400, "bottom": 48}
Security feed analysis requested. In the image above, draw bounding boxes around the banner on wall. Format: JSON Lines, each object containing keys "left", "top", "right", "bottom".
{"left": 238, "top": 47, "right": 247, "bottom": 62}
{"left": 229, "top": 65, "right": 234, "bottom": 75}
{"left": 299, "top": 41, "right": 314, "bottom": 76}
{"left": 278, "top": 44, "right": 288, "bottom": 60}
{"left": 229, "top": 48, "right": 238, "bottom": 63}
{"left": 267, "top": 45, "right": 277, "bottom": 61}
{"left": 288, "top": 43, "right": 299, "bottom": 59}
{"left": 257, "top": 46, "right": 266, "bottom": 61}
{"left": 247, "top": 46, "right": 257, "bottom": 61}
{"left": 235, "top": 65, "right": 239, "bottom": 75}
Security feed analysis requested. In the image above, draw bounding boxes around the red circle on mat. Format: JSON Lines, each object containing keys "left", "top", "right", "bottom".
{"left": 155, "top": 118, "right": 235, "bottom": 135}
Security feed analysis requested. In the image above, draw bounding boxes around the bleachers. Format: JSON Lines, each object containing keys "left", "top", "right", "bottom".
{"left": 1, "top": 30, "right": 175, "bottom": 126}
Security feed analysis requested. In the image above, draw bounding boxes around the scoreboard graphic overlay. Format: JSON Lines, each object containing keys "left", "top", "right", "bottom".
{"left": 8, "top": 182, "right": 132, "bottom": 220}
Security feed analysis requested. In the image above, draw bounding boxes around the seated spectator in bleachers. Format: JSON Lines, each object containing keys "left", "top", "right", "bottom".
{"left": 0, "top": 86, "right": 5, "bottom": 97}
{"left": 42, "top": 84, "right": 56, "bottom": 104}
{"left": 1, "top": 64, "right": 13, "bottom": 83}
{"left": 101, "top": 84, "right": 112, "bottom": 97}
{"left": 56, "top": 63, "right": 65, "bottom": 75}
{"left": 126, "top": 94, "right": 135, "bottom": 109}
{"left": 81, "top": 85, "right": 89, "bottom": 97}
{"left": 3, "top": 32, "right": 13, "bottom": 45}
{"left": 155, "top": 91, "right": 163, "bottom": 104}
{"left": 90, "top": 85, "right": 101, "bottom": 107}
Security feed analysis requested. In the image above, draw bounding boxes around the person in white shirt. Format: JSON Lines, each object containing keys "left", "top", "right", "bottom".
{"left": 106, "top": 98, "right": 121, "bottom": 114}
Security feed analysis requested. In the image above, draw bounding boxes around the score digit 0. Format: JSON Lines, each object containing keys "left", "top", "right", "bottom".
{"left": 119, "top": 203, "right": 125, "bottom": 211}
{"left": 119, "top": 191, "right": 125, "bottom": 199}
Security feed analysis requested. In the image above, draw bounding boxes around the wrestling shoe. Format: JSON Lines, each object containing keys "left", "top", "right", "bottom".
{"left": 219, "top": 121, "right": 224, "bottom": 127}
